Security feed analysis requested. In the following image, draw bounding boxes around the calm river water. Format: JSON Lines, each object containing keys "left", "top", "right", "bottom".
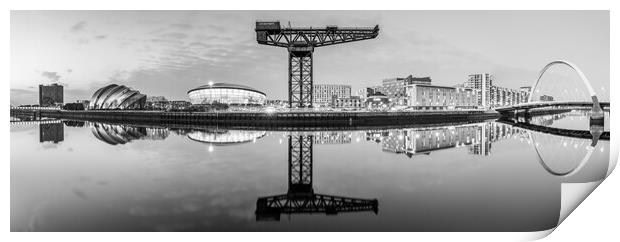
{"left": 10, "top": 111, "right": 611, "bottom": 231}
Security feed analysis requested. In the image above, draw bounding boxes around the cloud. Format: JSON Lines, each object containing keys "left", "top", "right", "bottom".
{"left": 41, "top": 71, "right": 61, "bottom": 82}
{"left": 170, "top": 23, "right": 193, "bottom": 30}
{"left": 160, "top": 32, "right": 188, "bottom": 40}
{"left": 70, "top": 21, "right": 87, "bottom": 32}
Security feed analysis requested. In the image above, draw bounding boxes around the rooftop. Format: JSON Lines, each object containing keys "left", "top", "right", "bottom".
{"left": 187, "top": 82, "right": 265, "bottom": 96}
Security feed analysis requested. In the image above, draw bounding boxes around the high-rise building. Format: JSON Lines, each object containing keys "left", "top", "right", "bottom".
{"left": 312, "top": 84, "right": 351, "bottom": 107}
{"left": 465, "top": 74, "right": 493, "bottom": 108}
{"left": 39, "top": 83, "right": 63, "bottom": 106}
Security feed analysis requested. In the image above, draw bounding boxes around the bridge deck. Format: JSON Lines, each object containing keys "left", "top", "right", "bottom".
{"left": 496, "top": 101, "right": 610, "bottom": 112}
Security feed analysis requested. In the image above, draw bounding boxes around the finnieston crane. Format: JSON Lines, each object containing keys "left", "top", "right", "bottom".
{"left": 255, "top": 21, "right": 380, "bottom": 108}
{"left": 255, "top": 134, "right": 378, "bottom": 221}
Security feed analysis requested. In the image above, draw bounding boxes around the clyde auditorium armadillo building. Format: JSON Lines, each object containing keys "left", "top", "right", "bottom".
{"left": 88, "top": 84, "right": 146, "bottom": 110}
{"left": 187, "top": 83, "right": 266, "bottom": 106}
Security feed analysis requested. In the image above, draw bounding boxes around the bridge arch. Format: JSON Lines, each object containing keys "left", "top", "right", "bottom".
{"left": 529, "top": 60, "right": 598, "bottom": 105}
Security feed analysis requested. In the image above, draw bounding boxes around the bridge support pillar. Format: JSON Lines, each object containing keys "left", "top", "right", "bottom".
{"left": 590, "top": 96, "right": 605, "bottom": 126}
{"left": 589, "top": 124, "right": 604, "bottom": 147}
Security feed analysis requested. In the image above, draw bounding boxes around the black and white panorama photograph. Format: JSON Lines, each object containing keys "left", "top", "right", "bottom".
{"left": 6, "top": 4, "right": 617, "bottom": 241}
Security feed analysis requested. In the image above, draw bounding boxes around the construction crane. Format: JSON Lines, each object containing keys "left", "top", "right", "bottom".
{"left": 255, "top": 21, "right": 380, "bottom": 108}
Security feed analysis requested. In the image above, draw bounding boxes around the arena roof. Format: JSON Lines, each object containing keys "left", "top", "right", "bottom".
{"left": 187, "top": 83, "right": 266, "bottom": 96}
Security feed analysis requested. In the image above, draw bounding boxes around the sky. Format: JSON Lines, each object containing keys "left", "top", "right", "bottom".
{"left": 10, "top": 10, "right": 610, "bottom": 105}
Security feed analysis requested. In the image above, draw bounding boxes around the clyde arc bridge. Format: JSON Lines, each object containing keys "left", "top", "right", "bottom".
{"left": 497, "top": 60, "right": 609, "bottom": 126}
{"left": 255, "top": 21, "right": 380, "bottom": 108}
{"left": 255, "top": 135, "right": 378, "bottom": 221}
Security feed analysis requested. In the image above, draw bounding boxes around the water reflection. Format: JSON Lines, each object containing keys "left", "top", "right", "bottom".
{"left": 89, "top": 123, "right": 169, "bottom": 145}
{"left": 9, "top": 113, "right": 613, "bottom": 232}
{"left": 499, "top": 114, "right": 610, "bottom": 178}
{"left": 39, "top": 121, "right": 64, "bottom": 144}
{"left": 367, "top": 122, "right": 528, "bottom": 157}
{"left": 256, "top": 135, "right": 378, "bottom": 221}
{"left": 187, "top": 129, "right": 266, "bottom": 145}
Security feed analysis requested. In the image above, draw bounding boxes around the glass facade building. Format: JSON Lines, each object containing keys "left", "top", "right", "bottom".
{"left": 187, "top": 83, "right": 266, "bottom": 106}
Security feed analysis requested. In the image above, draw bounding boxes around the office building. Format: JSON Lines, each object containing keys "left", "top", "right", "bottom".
{"left": 406, "top": 84, "right": 476, "bottom": 110}
{"left": 313, "top": 84, "right": 351, "bottom": 107}
{"left": 489, "top": 86, "right": 529, "bottom": 108}
{"left": 379, "top": 75, "right": 432, "bottom": 106}
{"left": 331, "top": 96, "right": 365, "bottom": 109}
{"left": 39, "top": 83, "right": 64, "bottom": 106}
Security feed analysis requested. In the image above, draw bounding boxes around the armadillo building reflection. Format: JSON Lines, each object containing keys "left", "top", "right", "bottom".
{"left": 90, "top": 123, "right": 170, "bottom": 145}
{"left": 187, "top": 129, "right": 266, "bottom": 145}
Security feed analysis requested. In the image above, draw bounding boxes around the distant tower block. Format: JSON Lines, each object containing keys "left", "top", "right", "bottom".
{"left": 255, "top": 21, "right": 379, "bottom": 108}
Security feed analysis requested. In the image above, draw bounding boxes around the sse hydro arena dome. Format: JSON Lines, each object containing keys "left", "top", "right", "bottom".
{"left": 187, "top": 83, "right": 266, "bottom": 105}
{"left": 88, "top": 84, "right": 146, "bottom": 110}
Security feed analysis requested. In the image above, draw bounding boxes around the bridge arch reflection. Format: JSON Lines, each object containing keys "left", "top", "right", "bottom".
{"left": 498, "top": 117, "right": 609, "bottom": 178}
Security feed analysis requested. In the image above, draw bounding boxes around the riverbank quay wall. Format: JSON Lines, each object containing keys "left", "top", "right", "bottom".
{"left": 10, "top": 109, "right": 500, "bottom": 127}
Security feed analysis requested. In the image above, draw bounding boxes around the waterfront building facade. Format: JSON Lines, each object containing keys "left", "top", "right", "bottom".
{"left": 168, "top": 100, "right": 192, "bottom": 110}
{"left": 39, "top": 83, "right": 64, "bottom": 106}
{"left": 331, "top": 96, "right": 365, "bottom": 109}
{"left": 365, "top": 93, "right": 390, "bottom": 110}
{"left": 489, "top": 86, "right": 529, "bottom": 108}
{"left": 266, "top": 99, "right": 289, "bottom": 108}
{"left": 378, "top": 75, "right": 432, "bottom": 107}
{"left": 313, "top": 84, "right": 351, "bottom": 107}
{"left": 187, "top": 83, "right": 266, "bottom": 106}
{"left": 76, "top": 99, "right": 90, "bottom": 107}
{"left": 146, "top": 96, "right": 169, "bottom": 110}
{"left": 366, "top": 85, "right": 384, "bottom": 96}
{"left": 405, "top": 84, "right": 476, "bottom": 110}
